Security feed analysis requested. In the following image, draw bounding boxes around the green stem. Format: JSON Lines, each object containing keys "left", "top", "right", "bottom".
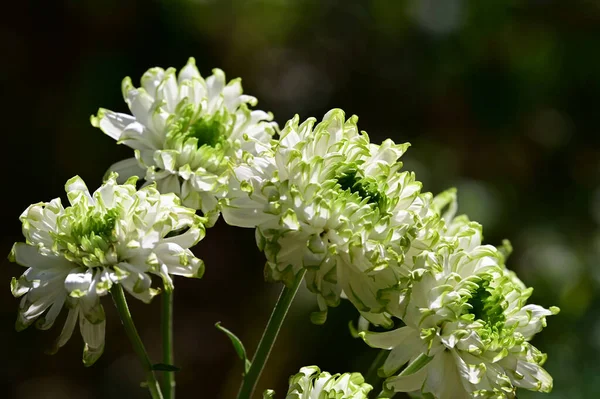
{"left": 236, "top": 270, "right": 306, "bottom": 399}
{"left": 162, "top": 290, "right": 175, "bottom": 399}
{"left": 111, "top": 284, "right": 164, "bottom": 399}
{"left": 375, "top": 353, "right": 432, "bottom": 399}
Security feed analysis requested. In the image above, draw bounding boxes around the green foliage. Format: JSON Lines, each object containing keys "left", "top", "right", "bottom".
{"left": 215, "top": 322, "right": 251, "bottom": 375}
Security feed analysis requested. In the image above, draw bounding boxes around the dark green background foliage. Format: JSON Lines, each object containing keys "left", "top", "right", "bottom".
{"left": 1, "top": 1, "right": 599, "bottom": 398}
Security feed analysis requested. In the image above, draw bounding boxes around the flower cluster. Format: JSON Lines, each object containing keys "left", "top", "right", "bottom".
{"left": 217, "top": 103, "right": 557, "bottom": 397}
{"left": 263, "top": 366, "right": 372, "bottom": 399}
{"left": 360, "top": 213, "right": 558, "bottom": 398}
{"left": 10, "top": 174, "right": 205, "bottom": 365}
{"left": 92, "top": 57, "right": 277, "bottom": 226}
{"left": 9, "top": 59, "right": 558, "bottom": 399}
{"left": 222, "top": 109, "right": 435, "bottom": 324}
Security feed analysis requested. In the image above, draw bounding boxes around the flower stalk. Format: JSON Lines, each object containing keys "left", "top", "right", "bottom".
{"left": 162, "top": 290, "right": 175, "bottom": 399}
{"left": 111, "top": 284, "right": 164, "bottom": 399}
{"left": 236, "top": 270, "right": 306, "bottom": 399}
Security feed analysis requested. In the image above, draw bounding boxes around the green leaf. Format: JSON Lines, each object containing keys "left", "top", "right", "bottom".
{"left": 151, "top": 363, "right": 181, "bottom": 372}
{"left": 215, "top": 322, "right": 251, "bottom": 375}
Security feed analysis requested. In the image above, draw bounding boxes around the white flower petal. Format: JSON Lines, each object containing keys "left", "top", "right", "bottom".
{"left": 106, "top": 158, "right": 145, "bottom": 183}
{"left": 10, "top": 243, "right": 73, "bottom": 270}
{"left": 385, "top": 364, "right": 428, "bottom": 392}
{"left": 36, "top": 294, "right": 66, "bottom": 330}
{"left": 361, "top": 326, "right": 413, "bottom": 350}
{"left": 178, "top": 57, "right": 201, "bottom": 83}
{"left": 141, "top": 67, "right": 165, "bottom": 98}
{"left": 65, "top": 176, "right": 93, "bottom": 205}
{"left": 54, "top": 307, "right": 78, "bottom": 350}
{"left": 64, "top": 269, "right": 93, "bottom": 296}
{"left": 80, "top": 313, "right": 106, "bottom": 367}
{"left": 93, "top": 109, "right": 136, "bottom": 140}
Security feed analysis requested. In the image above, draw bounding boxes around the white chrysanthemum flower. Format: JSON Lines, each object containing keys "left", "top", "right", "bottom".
{"left": 263, "top": 366, "right": 372, "bottom": 399}
{"left": 361, "top": 217, "right": 558, "bottom": 398}
{"left": 222, "top": 109, "right": 432, "bottom": 323}
{"left": 355, "top": 189, "right": 453, "bottom": 329}
{"left": 91, "top": 57, "right": 277, "bottom": 226}
{"left": 9, "top": 174, "right": 205, "bottom": 365}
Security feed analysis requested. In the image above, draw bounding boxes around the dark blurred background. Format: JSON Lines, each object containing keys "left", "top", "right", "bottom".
{"left": 2, "top": 0, "right": 599, "bottom": 398}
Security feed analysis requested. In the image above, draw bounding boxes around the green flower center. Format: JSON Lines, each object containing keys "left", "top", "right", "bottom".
{"left": 184, "top": 116, "right": 226, "bottom": 148}
{"left": 170, "top": 105, "right": 228, "bottom": 149}
{"left": 71, "top": 208, "right": 120, "bottom": 244}
{"left": 466, "top": 279, "right": 506, "bottom": 333}
{"left": 54, "top": 207, "right": 122, "bottom": 267}
{"left": 336, "top": 168, "right": 388, "bottom": 211}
